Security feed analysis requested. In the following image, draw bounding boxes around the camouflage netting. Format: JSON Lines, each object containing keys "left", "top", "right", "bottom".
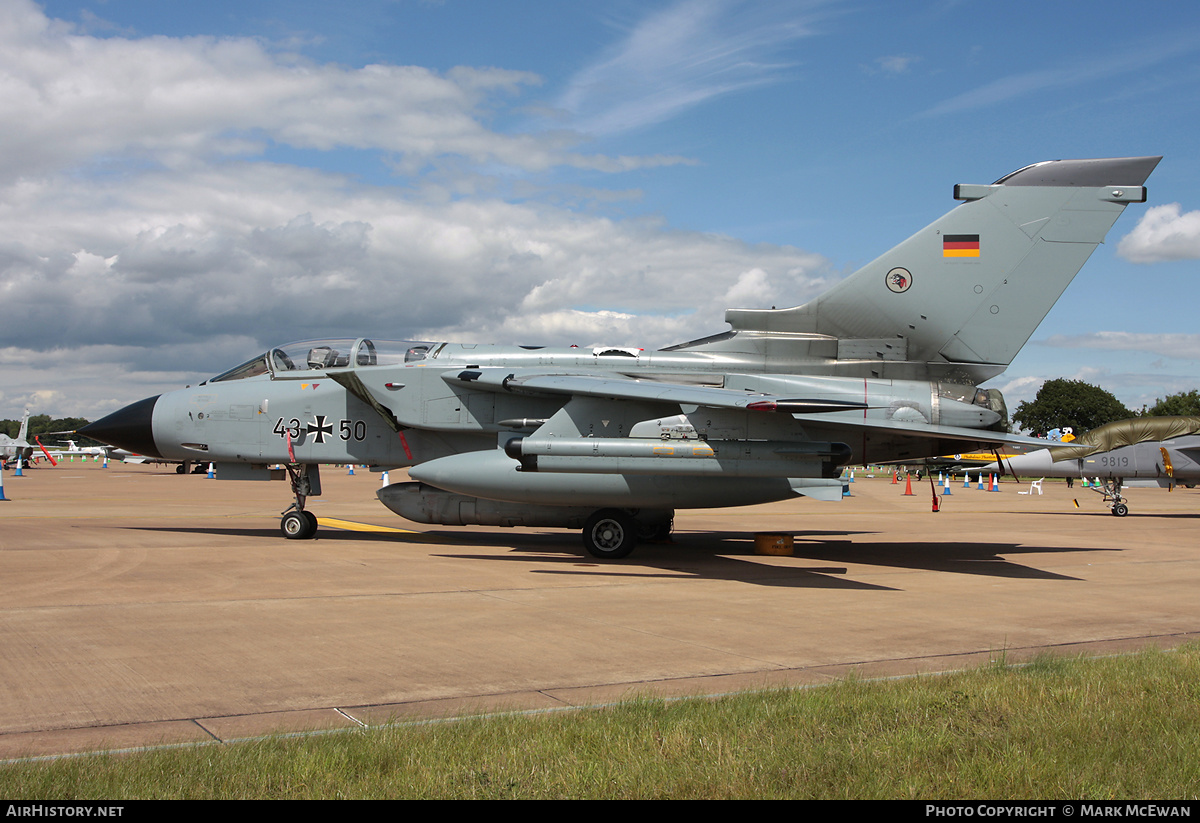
{"left": 1048, "top": 416, "right": 1200, "bottom": 461}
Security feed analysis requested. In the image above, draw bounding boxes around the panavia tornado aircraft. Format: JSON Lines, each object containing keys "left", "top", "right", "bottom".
{"left": 83, "top": 156, "right": 1161, "bottom": 557}
{"left": 985, "top": 416, "right": 1200, "bottom": 516}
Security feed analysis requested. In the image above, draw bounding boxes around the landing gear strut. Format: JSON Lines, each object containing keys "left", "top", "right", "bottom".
{"left": 281, "top": 464, "right": 321, "bottom": 539}
{"left": 1093, "top": 477, "right": 1129, "bottom": 516}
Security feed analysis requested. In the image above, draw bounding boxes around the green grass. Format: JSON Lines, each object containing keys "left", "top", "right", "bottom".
{"left": 4, "top": 645, "right": 1200, "bottom": 799}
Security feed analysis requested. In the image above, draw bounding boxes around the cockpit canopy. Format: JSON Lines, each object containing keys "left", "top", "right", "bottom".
{"left": 208, "top": 338, "right": 440, "bottom": 383}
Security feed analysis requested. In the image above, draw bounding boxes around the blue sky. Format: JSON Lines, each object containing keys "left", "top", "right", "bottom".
{"left": 4, "top": 0, "right": 1200, "bottom": 422}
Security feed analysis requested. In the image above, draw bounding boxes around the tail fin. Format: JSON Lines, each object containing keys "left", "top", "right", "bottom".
{"left": 17, "top": 409, "right": 29, "bottom": 443}
{"left": 724, "top": 156, "right": 1160, "bottom": 377}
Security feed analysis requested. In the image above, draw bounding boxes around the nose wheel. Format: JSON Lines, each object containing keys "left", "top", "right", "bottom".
{"left": 280, "top": 464, "right": 321, "bottom": 539}
{"left": 282, "top": 509, "right": 318, "bottom": 539}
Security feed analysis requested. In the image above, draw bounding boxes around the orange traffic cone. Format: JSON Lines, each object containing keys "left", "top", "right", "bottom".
{"left": 903, "top": 474, "right": 914, "bottom": 496}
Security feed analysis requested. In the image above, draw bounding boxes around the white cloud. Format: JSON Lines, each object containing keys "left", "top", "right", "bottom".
{"left": 1040, "top": 332, "right": 1200, "bottom": 361}
{"left": 867, "top": 55, "right": 918, "bottom": 75}
{"left": 1117, "top": 203, "right": 1200, "bottom": 263}
{"left": 2, "top": 161, "right": 829, "bottom": 342}
{"left": 920, "top": 31, "right": 1200, "bottom": 119}
{"left": 557, "top": 0, "right": 824, "bottom": 136}
{"left": 0, "top": 0, "right": 687, "bottom": 180}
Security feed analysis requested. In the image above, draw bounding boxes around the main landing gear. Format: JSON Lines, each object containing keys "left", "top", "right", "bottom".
{"left": 583, "top": 509, "right": 637, "bottom": 559}
{"left": 281, "top": 464, "right": 322, "bottom": 539}
{"left": 581, "top": 508, "right": 674, "bottom": 559}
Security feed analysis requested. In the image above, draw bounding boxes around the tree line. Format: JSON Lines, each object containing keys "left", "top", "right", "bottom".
{"left": 0, "top": 414, "right": 99, "bottom": 445}
{"left": 1012, "top": 382, "right": 1200, "bottom": 436}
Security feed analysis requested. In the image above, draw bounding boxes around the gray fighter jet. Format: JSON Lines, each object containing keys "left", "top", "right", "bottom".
{"left": 0, "top": 411, "right": 33, "bottom": 469}
{"left": 83, "top": 156, "right": 1161, "bottom": 557}
{"left": 985, "top": 416, "right": 1200, "bottom": 516}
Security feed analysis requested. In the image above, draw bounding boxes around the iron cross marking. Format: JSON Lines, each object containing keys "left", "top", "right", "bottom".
{"left": 307, "top": 415, "right": 333, "bottom": 444}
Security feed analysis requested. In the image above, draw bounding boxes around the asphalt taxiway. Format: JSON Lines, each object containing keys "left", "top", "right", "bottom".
{"left": 2, "top": 462, "right": 1198, "bottom": 759}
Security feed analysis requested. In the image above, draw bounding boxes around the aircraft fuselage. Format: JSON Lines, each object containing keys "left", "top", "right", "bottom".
{"left": 140, "top": 339, "right": 1004, "bottom": 475}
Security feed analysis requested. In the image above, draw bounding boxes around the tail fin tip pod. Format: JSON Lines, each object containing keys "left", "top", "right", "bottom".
{"left": 722, "top": 156, "right": 1161, "bottom": 378}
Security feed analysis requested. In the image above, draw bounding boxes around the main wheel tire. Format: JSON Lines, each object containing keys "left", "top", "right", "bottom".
{"left": 1112, "top": 503, "right": 1129, "bottom": 517}
{"left": 281, "top": 510, "right": 317, "bottom": 539}
{"left": 583, "top": 509, "right": 637, "bottom": 559}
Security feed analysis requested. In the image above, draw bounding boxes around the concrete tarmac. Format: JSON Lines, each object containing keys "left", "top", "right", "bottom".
{"left": 2, "top": 461, "right": 1198, "bottom": 759}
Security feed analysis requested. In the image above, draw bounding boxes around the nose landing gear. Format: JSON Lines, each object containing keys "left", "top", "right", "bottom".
{"left": 281, "top": 464, "right": 322, "bottom": 539}
{"left": 1094, "top": 477, "right": 1129, "bottom": 516}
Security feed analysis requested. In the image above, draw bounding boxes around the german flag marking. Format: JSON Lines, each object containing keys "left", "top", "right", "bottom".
{"left": 943, "top": 234, "right": 980, "bottom": 257}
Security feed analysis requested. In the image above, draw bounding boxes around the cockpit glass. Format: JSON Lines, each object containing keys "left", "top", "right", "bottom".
{"left": 209, "top": 354, "right": 270, "bottom": 383}
{"left": 208, "top": 338, "right": 442, "bottom": 381}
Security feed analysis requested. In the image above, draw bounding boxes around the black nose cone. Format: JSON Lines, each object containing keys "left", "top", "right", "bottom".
{"left": 81, "top": 395, "right": 163, "bottom": 458}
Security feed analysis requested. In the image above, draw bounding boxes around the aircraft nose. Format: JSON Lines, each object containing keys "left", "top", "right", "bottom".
{"left": 81, "top": 395, "right": 163, "bottom": 458}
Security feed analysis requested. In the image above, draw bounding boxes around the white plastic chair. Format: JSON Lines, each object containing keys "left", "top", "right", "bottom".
{"left": 1018, "top": 478, "right": 1044, "bottom": 495}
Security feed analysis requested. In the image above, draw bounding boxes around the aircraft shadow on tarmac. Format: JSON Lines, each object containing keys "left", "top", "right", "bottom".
{"left": 125, "top": 523, "right": 884, "bottom": 590}
{"left": 427, "top": 529, "right": 1098, "bottom": 588}
{"left": 129, "top": 524, "right": 1099, "bottom": 588}
{"left": 787, "top": 537, "right": 1095, "bottom": 581}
